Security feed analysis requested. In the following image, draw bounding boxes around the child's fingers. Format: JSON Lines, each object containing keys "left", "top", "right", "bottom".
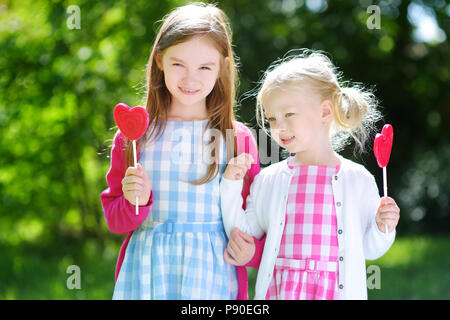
{"left": 122, "top": 183, "right": 144, "bottom": 193}
{"left": 228, "top": 237, "right": 242, "bottom": 254}
{"left": 122, "top": 177, "right": 145, "bottom": 191}
{"left": 126, "top": 191, "right": 142, "bottom": 202}
{"left": 234, "top": 170, "right": 247, "bottom": 180}
{"left": 225, "top": 246, "right": 238, "bottom": 265}
{"left": 240, "top": 153, "right": 254, "bottom": 168}
{"left": 232, "top": 163, "right": 249, "bottom": 173}
{"left": 223, "top": 248, "right": 238, "bottom": 266}
{"left": 380, "top": 196, "right": 397, "bottom": 207}
{"left": 236, "top": 229, "right": 255, "bottom": 244}
{"left": 378, "top": 212, "right": 400, "bottom": 223}
{"left": 122, "top": 174, "right": 144, "bottom": 184}
{"left": 229, "top": 153, "right": 254, "bottom": 167}
{"left": 240, "top": 153, "right": 254, "bottom": 169}
{"left": 229, "top": 165, "right": 248, "bottom": 180}
{"left": 378, "top": 205, "right": 400, "bottom": 216}
{"left": 230, "top": 227, "right": 240, "bottom": 238}
{"left": 378, "top": 206, "right": 400, "bottom": 216}
{"left": 233, "top": 232, "right": 251, "bottom": 251}
{"left": 125, "top": 166, "right": 143, "bottom": 177}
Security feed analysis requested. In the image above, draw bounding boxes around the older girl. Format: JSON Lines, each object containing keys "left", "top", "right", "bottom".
{"left": 100, "top": 3, "right": 259, "bottom": 299}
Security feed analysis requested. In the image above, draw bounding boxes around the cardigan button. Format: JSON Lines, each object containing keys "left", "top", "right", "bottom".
{"left": 339, "top": 284, "right": 344, "bottom": 290}
{"left": 338, "top": 229, "right": 343, "bottom": 235}
{"left": 334, "top": 175, "right": 338, "bottom": 180}
{"left": 339, "top": 256, "right": 344, "bottom": 262}
{"left": 336, "top": 201, "right": 341, "bottom": 207}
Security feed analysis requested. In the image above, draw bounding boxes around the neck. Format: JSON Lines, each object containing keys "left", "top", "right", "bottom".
{"left": 294, "top": 139, "right": 341, "bottom": 166}
{"left": 167, "top": 99, "right": 208, "bottom": 121}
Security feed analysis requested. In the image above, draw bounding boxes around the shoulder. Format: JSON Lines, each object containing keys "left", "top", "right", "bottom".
{"left": 112, "top": 130, "right": 127, "bottom": 148}
{"left": 255, "top": 159, "right": 289, "bottom": 180}
{"left": 232, "top": 120, "right": 256, "bottom": 137}
{"left": 340, "top": 157, "right": 377, "bottom": 186}
{"left": 233, "top": 121, "right": 259, "bottom": 158}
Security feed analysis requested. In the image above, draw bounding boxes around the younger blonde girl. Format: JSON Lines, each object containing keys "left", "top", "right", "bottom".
{"left": 221, "top": 50, "right": 400, "bottom": 300}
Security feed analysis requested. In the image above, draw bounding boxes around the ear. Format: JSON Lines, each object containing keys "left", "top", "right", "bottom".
{"left": 154, "top": 51, "right": 163, "bottom": 71}
{"left": 321, "top": 99, "right": 334, "bottom": 123}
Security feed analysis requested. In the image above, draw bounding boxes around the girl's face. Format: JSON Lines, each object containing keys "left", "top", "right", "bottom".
{"left": 157, "top": 35, "right": 222, "bottom": 113}
{"left": 263, "top": 83, "right": 332, "bottom": 156}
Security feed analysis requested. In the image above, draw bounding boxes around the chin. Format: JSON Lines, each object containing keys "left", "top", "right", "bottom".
{"left": 285, "top": 145, "right": 303, "bottom": 154}
{"left": 176, "top": 95, "right": 206, "bottom": 107}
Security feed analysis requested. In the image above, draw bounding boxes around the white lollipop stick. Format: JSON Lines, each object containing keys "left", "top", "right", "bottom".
{"left": 383, "top": 166, "right": 388, "bottom": 234}
{"left": 133, "top": 140, "right": 139, "bottom": 216}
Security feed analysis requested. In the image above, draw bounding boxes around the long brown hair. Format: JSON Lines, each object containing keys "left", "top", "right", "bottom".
{"left": 124, "top": 3, "right": 239, "bottom": 184}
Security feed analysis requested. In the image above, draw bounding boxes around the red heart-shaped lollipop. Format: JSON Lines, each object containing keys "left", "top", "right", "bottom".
{"left": 374, "top": 124, "right": 393, "bottom": 168}
{"left": 113, "top": 103, "right": 149, "bottom": 141}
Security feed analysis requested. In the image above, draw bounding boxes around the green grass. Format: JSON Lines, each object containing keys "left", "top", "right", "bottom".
{"left": 247, "top": 235, "right": 450, "bottom": 300}
{"left": 1, "top": 235, "right": 449, "bottom": 299}
{"left": 0, "top": 236, "right": 118, "bottom": 299}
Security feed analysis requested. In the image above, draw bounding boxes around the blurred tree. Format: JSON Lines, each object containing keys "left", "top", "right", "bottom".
{"left": 0, "top": 0, "right": 449, "bottom": 257}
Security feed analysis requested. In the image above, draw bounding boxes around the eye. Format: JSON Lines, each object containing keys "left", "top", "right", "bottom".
{"left": 172, "top": 63, "right": 183, "bottom": 67}
{"left": 285, "top": 113, "right": 295, "bottom": 118}
{"left": 267, "top": 117, "right": 276, "bottom": 122}
{"left": 200, "top": 66, "right": 212, "bottom": 70}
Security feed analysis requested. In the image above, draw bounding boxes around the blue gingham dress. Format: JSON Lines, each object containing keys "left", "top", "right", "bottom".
{"left": 112, "top": 120, "right": 238, "bottom": 299}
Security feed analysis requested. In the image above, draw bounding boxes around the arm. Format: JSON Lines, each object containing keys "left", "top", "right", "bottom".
{"left": 230, "top": 124, "right": 265, "bottom": 268}
{"left": 363, "top": 175, "right": 396, "bottom": 260}
{"left": 100, "top": 131, "right": 152, "bottom": 235}
{"left": 220, "top": 176, "right": 265, "bottom": 239}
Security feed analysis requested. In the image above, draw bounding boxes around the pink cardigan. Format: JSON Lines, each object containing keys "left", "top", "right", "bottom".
{"left": 100, "top": 121, "right": 263, "bottom": 299}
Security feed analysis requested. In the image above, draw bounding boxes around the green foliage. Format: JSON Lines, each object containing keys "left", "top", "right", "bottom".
{"left": 0, "top": 0, "right": 449, "bottom": 299}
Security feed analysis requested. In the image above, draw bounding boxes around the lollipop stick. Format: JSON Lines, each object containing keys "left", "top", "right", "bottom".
{"left": 383, "top": 166, "right": 388, "bottom": 234}
{"left": 133, "top": 140, "right": 139, "bottom": 216}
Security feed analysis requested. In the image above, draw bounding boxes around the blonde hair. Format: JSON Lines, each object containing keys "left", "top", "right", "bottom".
{"left": 124, "top": 2, "right": 238, "bottom": 184}
{"left": 256, "top": 49, "right": 382, "bottom": 154}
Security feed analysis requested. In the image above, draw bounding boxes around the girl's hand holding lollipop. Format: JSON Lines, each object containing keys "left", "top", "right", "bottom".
{"left": 374, "top": 124, "right": 400, "bottom": 233}
{"left": 113, "top": 103, "right": 150, "bottom": 215}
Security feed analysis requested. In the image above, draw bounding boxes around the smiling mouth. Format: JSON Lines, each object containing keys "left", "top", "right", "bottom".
{"left": 179, "top": 87, "right": 200, "bottom": 95}
{"left": 280, "top": 136, "right": 295, "bottom": 145}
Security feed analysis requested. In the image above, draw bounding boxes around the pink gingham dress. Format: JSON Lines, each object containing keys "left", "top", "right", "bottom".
{"left": 266, "top": 157, "right": 341, "bottom": 300}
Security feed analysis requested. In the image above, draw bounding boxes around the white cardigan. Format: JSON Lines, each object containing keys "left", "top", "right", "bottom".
{"left": 220, "top": 156, "right": 396, "bottom": 300}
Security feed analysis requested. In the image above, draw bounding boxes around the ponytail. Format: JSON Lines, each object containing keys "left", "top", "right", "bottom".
{"left": 331, "top": 84, "right": 381, "bottom": 153}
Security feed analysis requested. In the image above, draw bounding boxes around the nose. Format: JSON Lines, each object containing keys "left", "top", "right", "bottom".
{"left": 182, "top": 68, "right": 199, "bottom": 83}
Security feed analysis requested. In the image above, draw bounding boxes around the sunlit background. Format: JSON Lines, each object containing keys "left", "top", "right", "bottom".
{"left": 0, "top": 0, "right": 449, "bottom": 299}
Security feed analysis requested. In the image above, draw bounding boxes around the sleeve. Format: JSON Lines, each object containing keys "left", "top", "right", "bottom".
{"left": 233, "top": 123, "right": 265, "bottom": 269}
{"left": 220, "top": 175, "right": 265, "bottom": 239}
{"left": 362, "top": 174, "right": 396, "bottom": 260}
{"left": 100, "top": 131, "right": 152, "bottom": 235}
{"left": 246, "top": 235, "right": 266, "bottom": 268}
{"left": 238, "top": 125, "right": 261, "bottom": 208}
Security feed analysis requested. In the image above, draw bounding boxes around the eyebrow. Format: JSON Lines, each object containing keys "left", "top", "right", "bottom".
{"left": 169, "top": 57, "right": 216, "bottom": 66}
